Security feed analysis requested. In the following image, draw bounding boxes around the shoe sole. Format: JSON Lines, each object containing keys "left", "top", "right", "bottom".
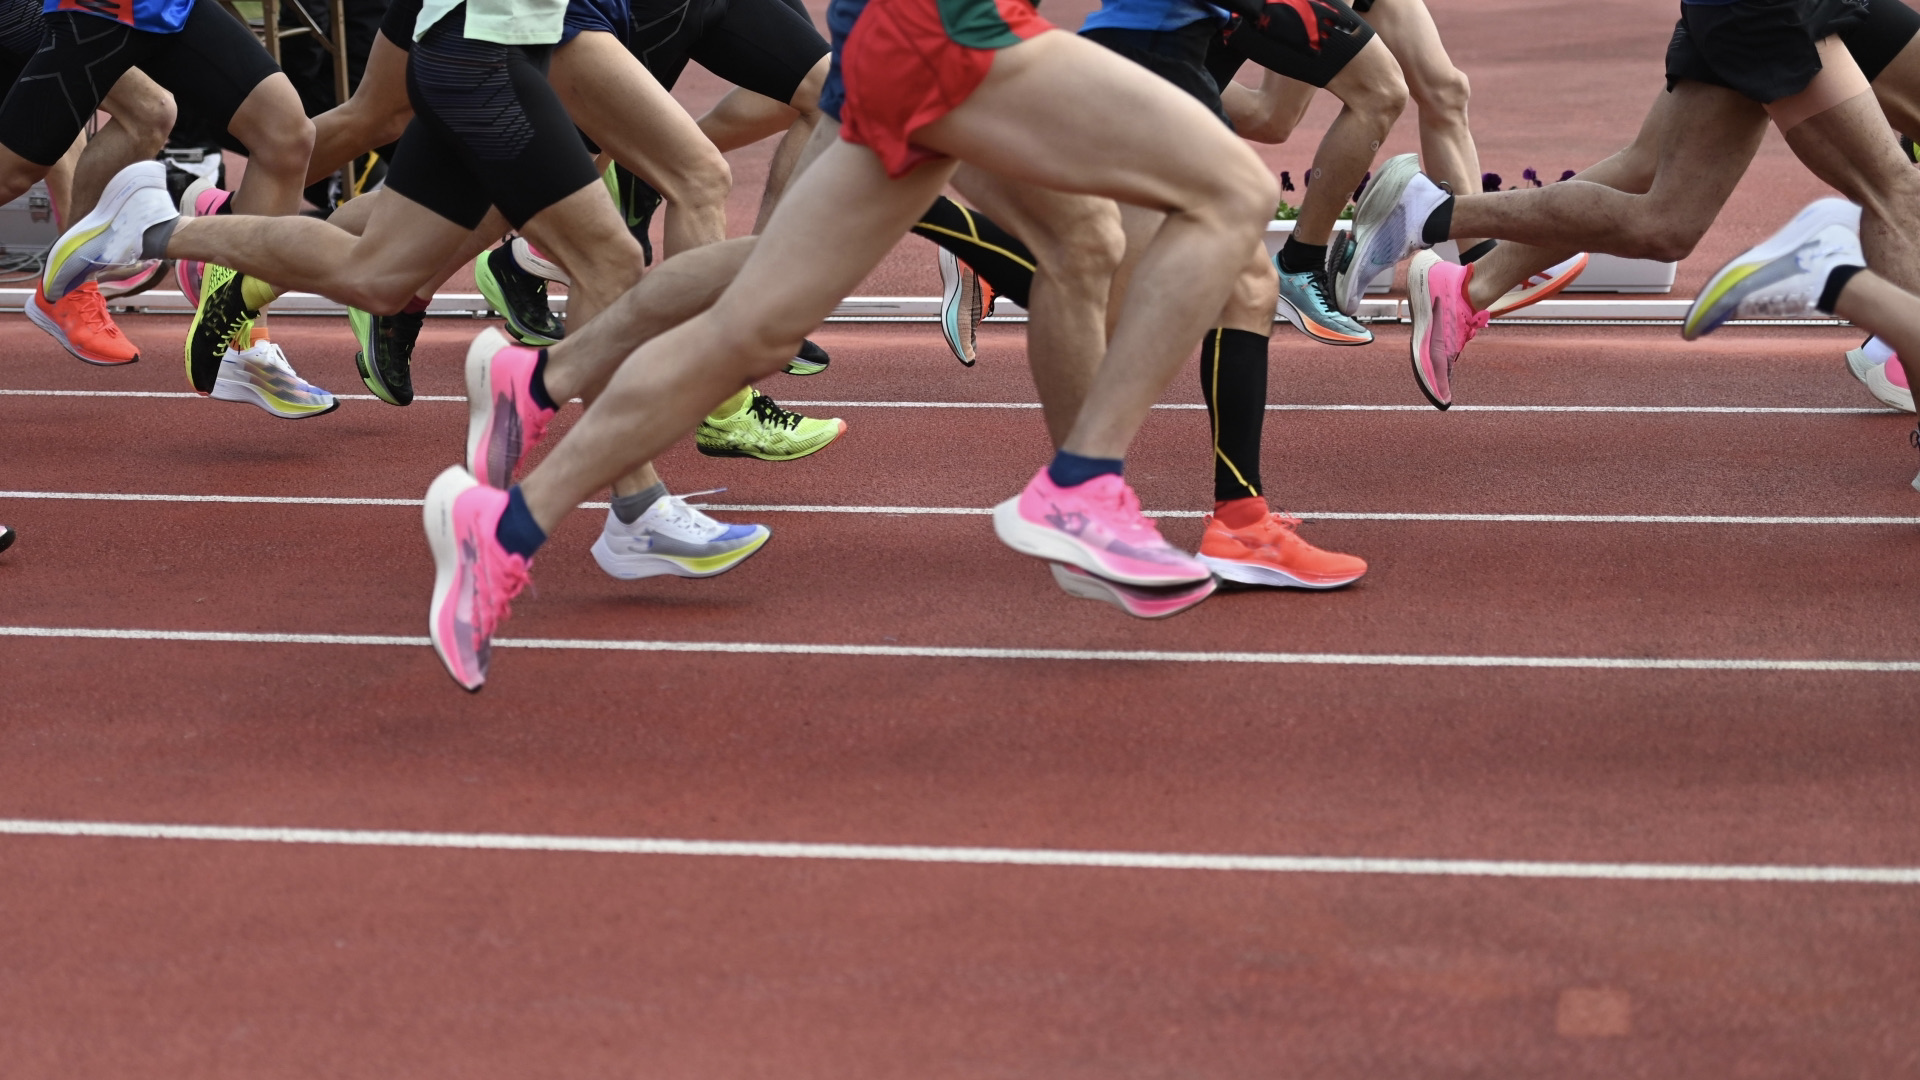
{"left": 1487, "top": 253, "right": 1589, "bottom": 318}
{"left": 423, "top": 465, "right": 485, "bottom": 692}
{"left": 1685, "top": 198, "right": 1860, "bottom": 340}
{"left": 1274, "top": 291, "right": 1373, "bottom": 346}
{"left": 695, "top": 419, "right": 847, "bottom": 462}
{"left": 1049, "top": 562, "right": 1216, "bottom": 618}
{"left": 348, "top": 307, "right": 407, "bottom": 406}
{"left": 938, "top": 248, "right": 978, "bottom": 366}
{"left": 24, "top": 296, "right": 139, "bottom": 366}
{"left": 1405, "top": 252, "right": 1452, "bottom": 411}
{"left": 993, "top": 496, "right": 1211, "bottom": 588}
{"left": 1335, "top": 153, "right": 1422, "bottom": 315}
{"left": 784, "top": 359, "right": 828, "bottom": 376}
{"left": 98, "top": 259, "right": 170, "bottom": 300}
{"left": 590, "top": 528, "right": 770, "bottom": 580}
{"left": 474, "top": 253, "right": 561, "bottom": 347}
{"left": 465, "top": 328, "right": 514, "bottom": 487}
{"left": 1846, "top": 348, "right": 1916, "bottom": 412}
{"left": 210, "top": 380, "right": 339, "bottom": 419}
{"left": 1197, "top": 554, "right": 1365, "bottom": 589}
{"left": 45, "top": 160, "right": 171, "bottom": 301}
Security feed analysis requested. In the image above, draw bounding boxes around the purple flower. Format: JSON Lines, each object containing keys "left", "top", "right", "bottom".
{"left": 1352, "top": 171, "right": 1371, "bottom": 202}
{"left": 1559, "top": 170, "right": 1576, "bottom": 182}
{"left": 1280, "top": 171, "right": 1295, "bottom": 192}
{"left": 1482, "top": 172, "right": 1502, "bottom": 192}
{"left": 1522, "top": 167, "right": 1541, "bottom": 187}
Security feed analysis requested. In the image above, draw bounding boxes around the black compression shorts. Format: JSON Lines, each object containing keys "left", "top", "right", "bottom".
{"left": 1208, "top": 0, "right": 1373, "bottom": 91}
{"left": 1082, "top": 21, "right": 1231, "bottom": 126}
{"left": 1842, "top": 0, "right": 1920, "bottom": 81}
{"left": 384, "top": 6, "right": 601, "bottom": 228}
{"left": 1665, "top": 0, "right": 1870, "bottom": 103}
{"left": 0, "top": 4, "right": 278, "bottom": 166}
{"left": 627, "top": 0, "right": 827, "bottom": 101}
{"left": 0, "top": 0, "right": 42, "bottom": 88}
{"left": 379, "top": 0, "right": 426, "bottom": 48}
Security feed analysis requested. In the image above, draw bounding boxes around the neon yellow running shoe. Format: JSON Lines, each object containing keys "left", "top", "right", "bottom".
{"left": 696, "top": 389, "right": 846, "bottom": 461}
{"left": 186, "top": 263, "right": 258, "bottom": 394}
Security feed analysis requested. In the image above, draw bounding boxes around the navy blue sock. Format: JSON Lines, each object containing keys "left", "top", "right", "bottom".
{"left": 1047, "top": 450, "right": 1124, "bottom": 488}
{"left": 494, "top": 486, "right": 547, "bottom": 559}
{"left": 528, "top": 349, "right": 558, "bottom": 411}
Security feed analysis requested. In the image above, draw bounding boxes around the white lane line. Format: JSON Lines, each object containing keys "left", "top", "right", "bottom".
{"left": 2, "top": 625, "right": 1916, "bottom": 673}
{"left": 6, "top": 491, "right": 1916, "bottom": 526}
{"left": 0, "top": 389, "right": 1897, "bottom": 414}
{"left": 0, "top": 819, "right": 1912, "bottom": 884}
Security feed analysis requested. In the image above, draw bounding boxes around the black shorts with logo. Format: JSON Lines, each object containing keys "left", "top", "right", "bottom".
{"left": 1208, "top": 0, "right": 1373, "bottom": 91}
{"left": 1082, "top": 19, "right": 1231, "bottom": 126}
{"left": 1665, "top": 0, "right": 1870, "bottom": 103}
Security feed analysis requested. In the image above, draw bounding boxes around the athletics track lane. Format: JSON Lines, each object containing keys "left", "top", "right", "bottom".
{"left": 2, "top": 314, "right": 1919, "bottom": 1075}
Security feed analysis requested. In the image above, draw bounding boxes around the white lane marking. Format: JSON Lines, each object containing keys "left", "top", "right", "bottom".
{"left": 1, "top": 625, "right": 1916, "bottom": 673}
{"left": 8, "top": 491, "right": 1915, "bottom": 526}
{"left": 0, "top": 389, "right": 1897, "bottom": 414}
{"left": 0, "top": 819, "right": 1912, "bottom": 884}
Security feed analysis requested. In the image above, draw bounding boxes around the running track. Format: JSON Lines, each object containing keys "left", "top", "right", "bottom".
{"left": 7, "top": 0, "right": 1920, "bottom": 1073}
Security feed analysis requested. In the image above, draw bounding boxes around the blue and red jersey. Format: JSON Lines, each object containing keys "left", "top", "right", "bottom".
{"left": 46, "top": 0, "right": 196, "bottom": 35}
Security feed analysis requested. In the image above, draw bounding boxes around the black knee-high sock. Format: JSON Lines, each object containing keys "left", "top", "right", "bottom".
{"left": 911, "top": 195, "right": 1035, "bottom": 309}
{"left": 1198, "top": 328, "right": 1270, "bottom": 503}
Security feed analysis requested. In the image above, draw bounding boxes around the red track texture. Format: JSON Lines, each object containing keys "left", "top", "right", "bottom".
{"left": 7, "top": 0, "right": 1920, "bottom": 1072}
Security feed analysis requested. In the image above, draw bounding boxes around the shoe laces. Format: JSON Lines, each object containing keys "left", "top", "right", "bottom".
{"left": 747, "top": 390, "right": 803, "bottom": 431}
{"left": 68, "top": 285, "right": 121, "bottom": 337}
{"left": 1304, "top": 269, "right": 1342, "bottom": 314}
{"left": 475, "top": 550, "right": 532, "bottom": 637}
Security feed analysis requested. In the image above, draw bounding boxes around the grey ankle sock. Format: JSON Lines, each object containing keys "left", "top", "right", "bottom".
{"left": 611, "top": 481, "right": 669, "bottom": 525}
{"left": 140, "top": 218, "right": 178, "bottom": 261}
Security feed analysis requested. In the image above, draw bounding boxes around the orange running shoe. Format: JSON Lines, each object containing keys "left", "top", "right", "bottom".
{"left": 1197, "top": 500, "right": 1368, "bottom": 589}
{"left": 25, "top": 281, "right": 140, "bottom": 366}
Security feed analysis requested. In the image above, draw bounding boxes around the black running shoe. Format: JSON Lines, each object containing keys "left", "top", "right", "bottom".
{"left": 185, "top": 263, "right": 258, "bottom": 395}
{"left": 786, "top": 338, "right": 830, "bottom": 376}
{"left": 608, "top": 163, "right": 663, "bottom": 265}
{"left": 349, "top": 305, "right": 424, "bottom": 406}
{"left": 474, "top": 244, "right": 564, "bottom": 346}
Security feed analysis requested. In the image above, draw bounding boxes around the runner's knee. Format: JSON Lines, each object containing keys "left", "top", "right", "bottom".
{"left": 1346, "top": 66, "right": 1409, "bottom": 139}
{"left": 1410, "top": 64, "right": 1470, "bottom": 125}
{"left": 102, "top": 84, "right": 176, "bottom": 144}
{"left": 651, "top": 146, "right": 733, "bottom": 213}
{"left": 240, "top": 110, "right": 318, "bottom": 177}
{"left": 1625, "top": 206, "right": 1708, "bottom": 263}
{"left": 1028, "top": 203, "right": 1124, "bottom": 292}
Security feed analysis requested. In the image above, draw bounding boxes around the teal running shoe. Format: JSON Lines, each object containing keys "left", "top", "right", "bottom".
{"left": 1275, "top": 261, "right": 1372, "bottom": 345}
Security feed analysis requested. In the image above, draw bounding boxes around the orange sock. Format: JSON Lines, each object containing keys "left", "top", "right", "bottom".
{"left": 1213, "top": 496, "right": 1268, "bottom": 529}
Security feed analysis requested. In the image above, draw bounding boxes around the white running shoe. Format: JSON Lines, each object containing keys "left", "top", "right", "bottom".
{"left": 937, "top": 246, "right": 986, "bottom": 366}
{"left": 1684, "top": 197, "right": 1863, "bottom": 340}
{"left": 1846, "top": 345, "right": 1916, "bottom": 412}
{"left": 211, "top": 339, "right": 339, "bottom": 419}
{"left": 509, "top": 236, "right": 569, "bottom": 285}
{"left": 589, "top": 496, "right": 769, "bottom": 580}
{"left": 1329, "top": 154, "right": 1447, "bottom": 315}
{"left": 42, "top": 160, "right": 178, "bottom": 301}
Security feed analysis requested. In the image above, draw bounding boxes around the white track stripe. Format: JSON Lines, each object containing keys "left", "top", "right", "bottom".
{"left": 0, "top": 388, "right": 1896, "bottom": 414}
{"left": 0, "top": 819, "right": 1911, "bottom": 884}
{"left": 5, "top": 491, "right": 1916, "bottom": 526}
{"left": 1, "top": 625, "right": 1916, "bottom": 672}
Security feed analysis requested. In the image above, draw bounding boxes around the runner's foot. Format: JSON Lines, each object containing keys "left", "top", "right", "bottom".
{"left": 589, "top": 497, "right": 770, "bottom": 580}
{"left": 42, "top": 160, "right": 177, "bottom": 301}
{"left": 696, "top": 389, "right": 846, "bottom": 461}
{"left": 1275, "top": 261, "right": 1371, "bottom": 345}
{"left": 993, "top": 468, "right": 1211, "bottom": 587}
{"left": 0, "top": 524, "right": 13, "bottom": 554}
{"left": 938, "top": 247, "right": 992, "bottom": 365}
{"left": 424, "top": 465, "right": 531, "bottom": 691}
{"left": 606, "top": 162, "right": 662, "bottom": 265}
{"left": 1196, "top": 499, "right": 1367, "bottom": 588}
{"left": 464, "top": 327, "right": 558, "bottom": 489}
{"left": 349, "top": 305, "right": 424, "bottom": 406}
{"left": 186, "top": 263, "right": 258, "bottom": 394}
{"left": 1330, "top": 153, "right": 1445, "bottom": 315}
{"left": 1685, "top": 197, "right": 1863, "bottom": 340}
{"left": 1407, "top": 249, "right": 1489, "bottom": 411}
{"left": 26, "top": 282, "right": 140, "bottom": 365}
{"left": 173, "top": 176, "right": 229, "bottom": 309}
{"left": 786, "top": 339, "right": 831, "bottom": 376}
{"left": 475, "top": 242, "right": 564, "bottom": 346}
{"left": 1845, "top": 338, "right": 1914, "bottom": 413}
{"left": 211, "top": 336, "right": 338, "bottom": 419}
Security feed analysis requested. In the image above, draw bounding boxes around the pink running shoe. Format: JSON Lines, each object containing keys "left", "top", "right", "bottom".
{"left": 994, "top": 468, "right": 1210, "bottom": 587}
{"left": 1407, "top": 249, "right": 1490, "bottom": 411}
{"left": 465, "top": 327, "right": 557, "bottom": 488}
{"left": 174, "top": 179, "right": 230, "bottom": 309}
{"left": 1049, "top": 562, "right": 1216, "bottom": 618}
{"left": 424, "top": 465, "right": 532, "bottom": 691}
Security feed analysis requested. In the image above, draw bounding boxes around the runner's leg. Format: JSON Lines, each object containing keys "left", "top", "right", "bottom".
{"left": 1362, "top": 0, "right": 1482, "bottom": 247}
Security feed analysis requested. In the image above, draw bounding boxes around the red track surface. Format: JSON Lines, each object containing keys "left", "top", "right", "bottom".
{"left": 7, "top": 0, "right": 1920, "bottom": 1072}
